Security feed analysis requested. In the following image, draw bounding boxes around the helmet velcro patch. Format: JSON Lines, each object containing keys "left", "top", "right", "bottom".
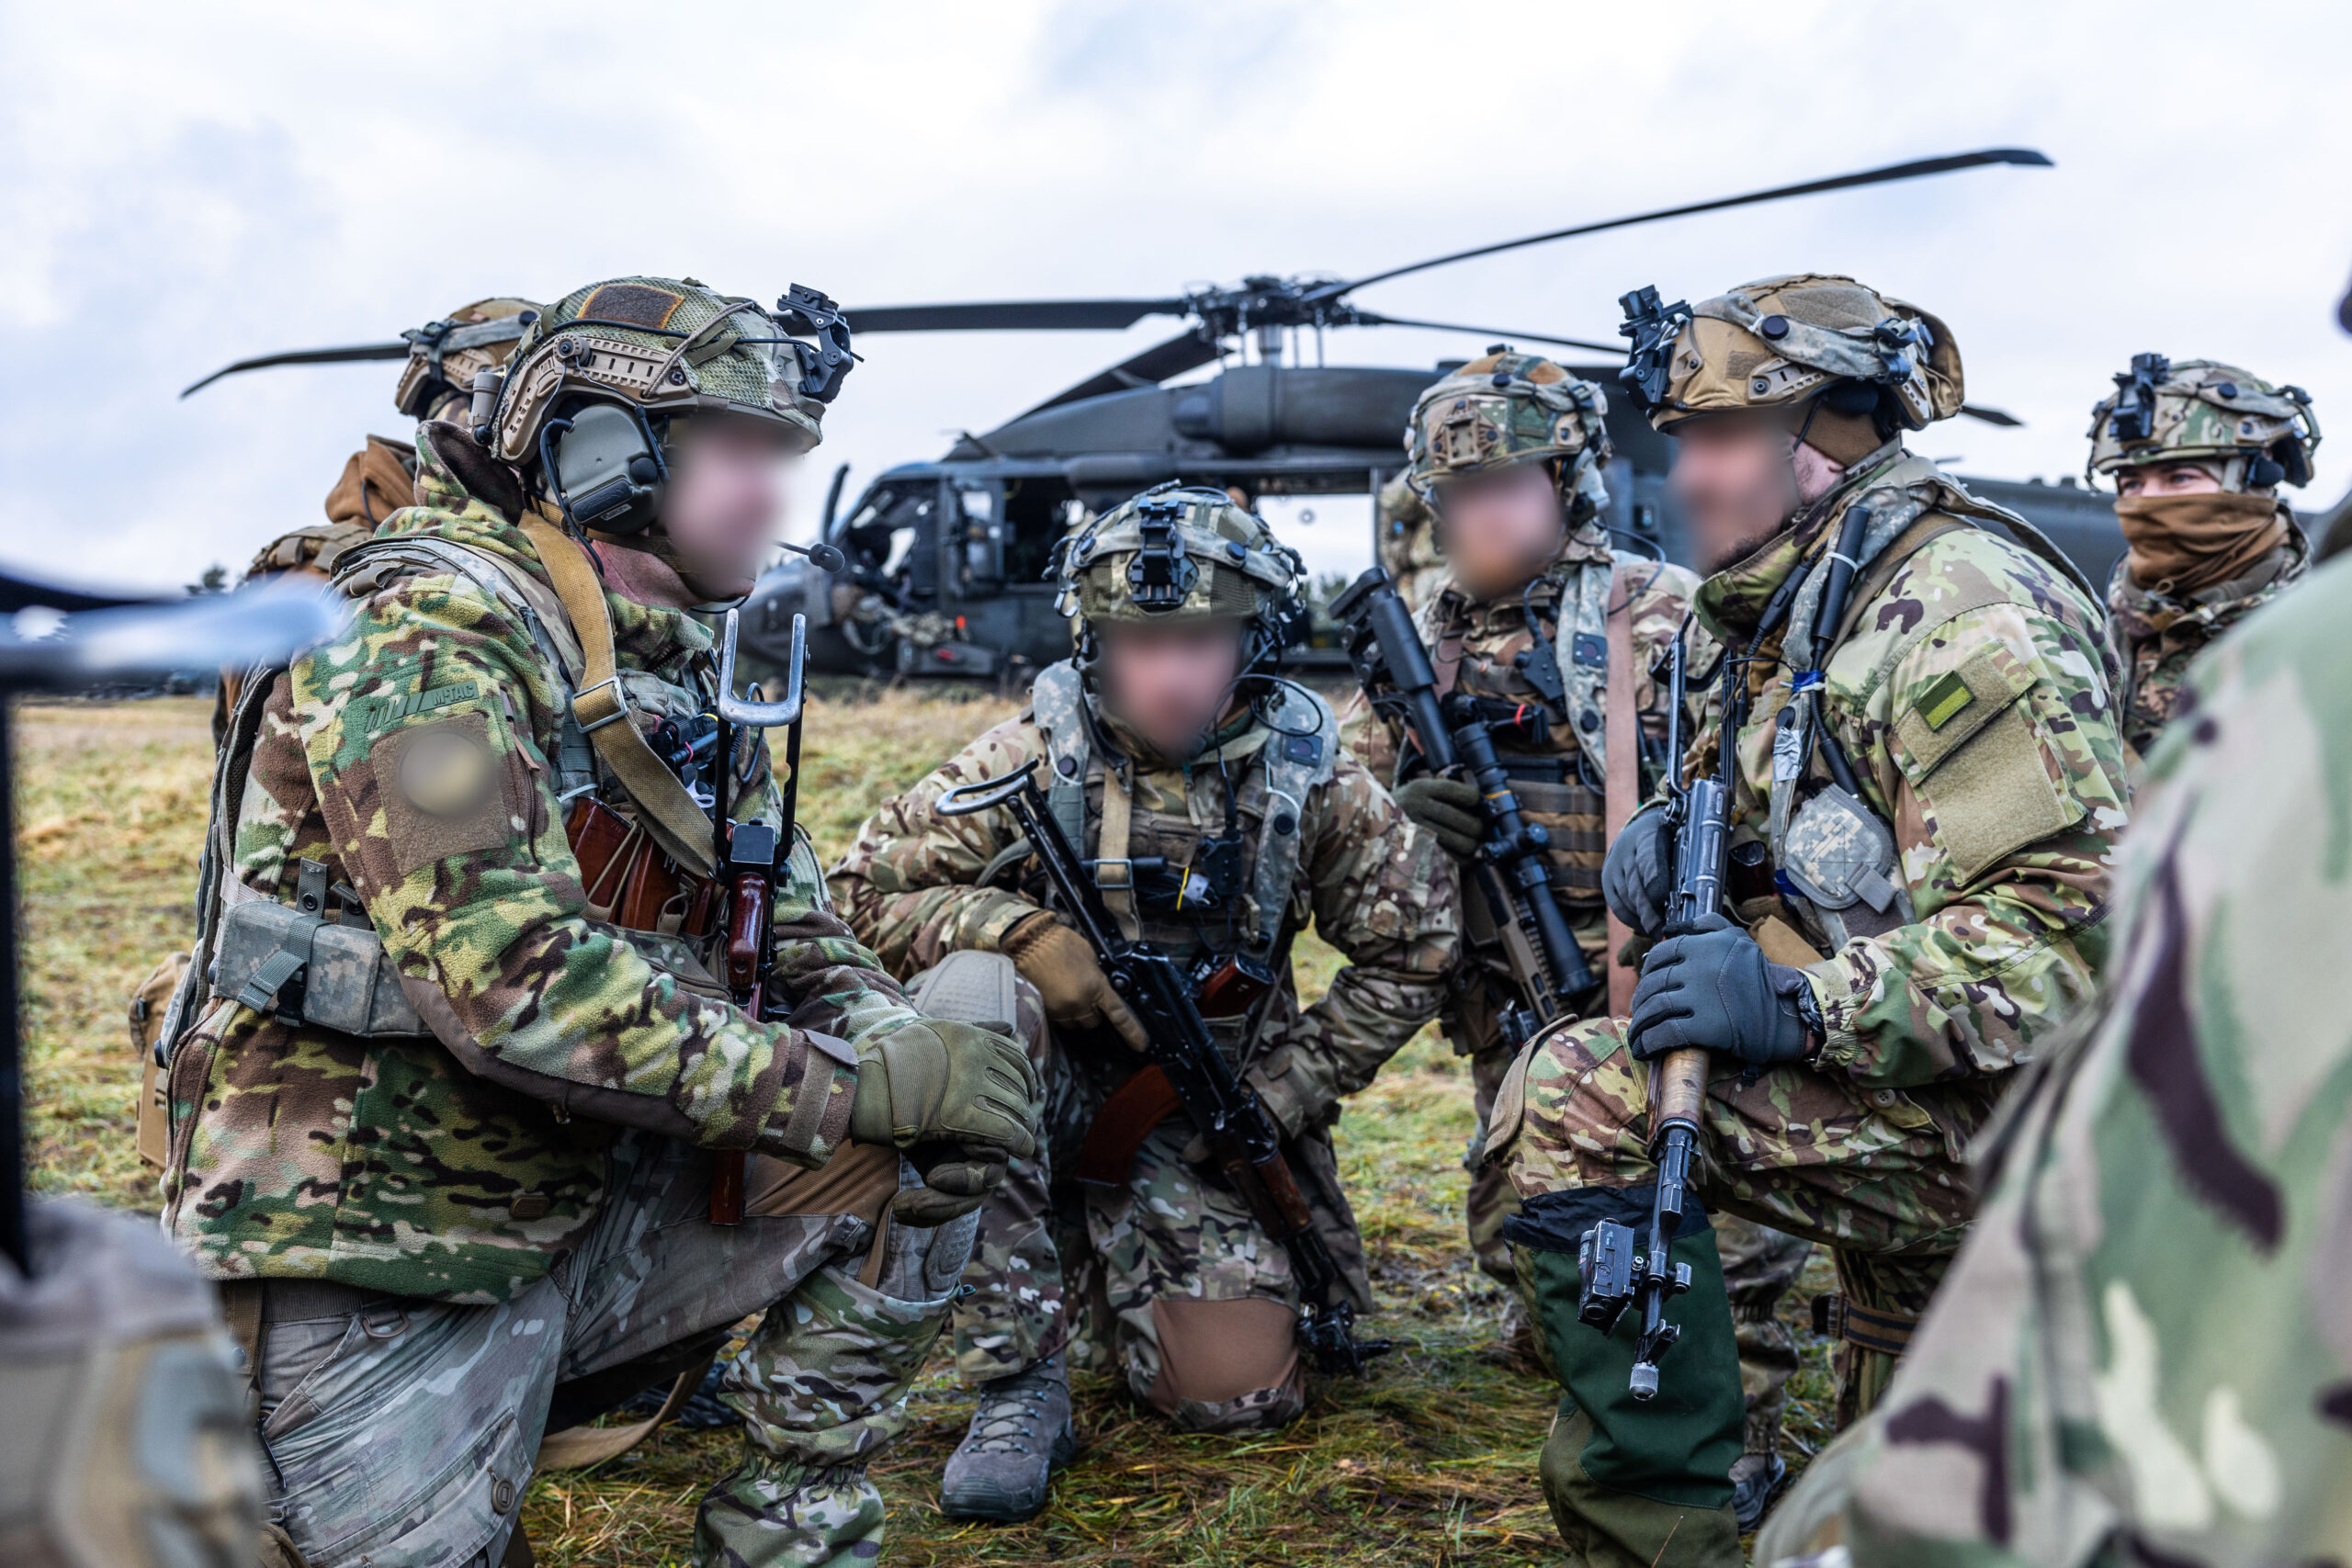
{"left": 579, "top": 283, "right": 686, "bottom": 331}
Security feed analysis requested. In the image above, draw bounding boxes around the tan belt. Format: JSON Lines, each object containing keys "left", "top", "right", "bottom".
{"left": 1812, "top": 1292, "right": 1920, "bottom": 1358}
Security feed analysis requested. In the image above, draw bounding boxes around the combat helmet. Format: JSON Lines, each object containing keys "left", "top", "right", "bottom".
{"left": 2086, "top": 355, "right": 2319, "bottom": 491}
{"left": 1050, "top": 482, "right": 1307, "bottom": 677}
{"left": 1405, "top": 348, "right": 1613, "bottom": 522}
{"left": 479, "top": 276, "right": 854, "bottom": 537}
{"left": 392, "top": 297, "right": 541, "bottom": 422}
{"left": 1617, "top": 273, "right": 1964, "bottom": 465}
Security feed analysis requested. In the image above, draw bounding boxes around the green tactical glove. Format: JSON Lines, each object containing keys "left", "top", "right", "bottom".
{"left": 1394, "top": 774, "right": 1485, "bottom": 860}
{"left": 850, "top": 1020, "right": 1040, "bottom": 1160}
{"left": 892, "top": 1147, "right": 1009, "bottom": 1226}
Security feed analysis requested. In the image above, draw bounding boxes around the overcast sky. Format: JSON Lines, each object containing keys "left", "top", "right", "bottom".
{"left": 4, "top": 0, "right": 2348, "bottom": 594}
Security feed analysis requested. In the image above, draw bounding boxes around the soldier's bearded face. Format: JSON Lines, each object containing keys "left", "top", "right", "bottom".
{"left": 1434, "top": 461, "right": 1564, "bottom": 598}
{"left": 661, "top": 412, "right": 800, "bottom": 597}
{"left": 1668, "top": 415, "right": 1842, "bottom": 570}
{"left": 2115, "top": 460, "right": 2225, "bottom": 499}
{"left": 1097, "top": 621, "right": 1245, "bottom": 757}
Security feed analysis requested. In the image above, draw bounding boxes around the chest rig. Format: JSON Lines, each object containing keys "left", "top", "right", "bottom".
{"left": 1756, "top": 466, "right": 2093, "bottom": 954}
{"left": 1027, "top": 660, "right": 1336, "bottom": 976}
{"left": 1430, "top": 547, "right": 1635, "bottom": 900}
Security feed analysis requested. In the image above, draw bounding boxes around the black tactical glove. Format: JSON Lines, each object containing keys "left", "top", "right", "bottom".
{"left": 1626, "top": 913, "right": 1817, "bottom": 1069}
{"left": 1394, "top": 775, "right": 1486, "bottom": 860}
{"left": 1601, "top": 805, "right": 1675, "bottom": 939}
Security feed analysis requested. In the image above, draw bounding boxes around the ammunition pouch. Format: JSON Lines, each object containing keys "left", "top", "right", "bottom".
{"left": 210, "top": 890, "right": 428, "bottom": 1038}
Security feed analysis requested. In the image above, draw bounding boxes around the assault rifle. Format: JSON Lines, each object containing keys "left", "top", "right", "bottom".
{"left": 936, "top": 759, "right": 1391, "bottom": 1375}
{"left": 1330, "top": 568, "right": 1598, "bottom": 1046}
{"left": 1573, "top": 632, "right": 1730, "bottom": 1398}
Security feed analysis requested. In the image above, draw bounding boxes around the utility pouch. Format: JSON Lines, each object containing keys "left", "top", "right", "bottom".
{"left": 210, "top": 897, "right": 429, "bottom": 1037}
{"left": 1781, "top": 784, "right": 1914, "bottom": 947}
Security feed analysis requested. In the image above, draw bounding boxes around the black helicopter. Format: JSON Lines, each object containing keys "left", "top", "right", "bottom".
{"left": 181, "top": 148, "right": 2125, "bottom": 682}
{"left": 737, "top": 146, "right": 2130, "bottom": 680}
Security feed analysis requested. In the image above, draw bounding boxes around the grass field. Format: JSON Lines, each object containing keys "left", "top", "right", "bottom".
{"left": 17, "top": 691, "right": 1839, "bottom": 1566}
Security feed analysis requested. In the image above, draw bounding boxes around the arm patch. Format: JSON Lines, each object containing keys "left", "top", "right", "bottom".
{"left": 1893, "top": 647, "right": 2083, "bottom": 882}
{"left": 372, "top": 712, "right": 518, "bottom": 876}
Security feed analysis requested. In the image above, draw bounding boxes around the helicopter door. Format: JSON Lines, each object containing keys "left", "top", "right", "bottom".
{"left": 952, "top": 481, "right": 1006, "bottom": 590}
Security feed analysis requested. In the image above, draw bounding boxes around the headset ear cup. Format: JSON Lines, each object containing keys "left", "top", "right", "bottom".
{"left": 2246, "top": 455, "right": 2288, "bottom": 490}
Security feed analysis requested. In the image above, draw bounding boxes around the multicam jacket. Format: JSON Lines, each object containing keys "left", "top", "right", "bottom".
{"left": 1349, "top": 522, "right": 1698, "bottom": 1035}
{"left": 161, "top": 423, "right": 920, "bottom": 1303}
{"left": 1764, "top": 551, "right": 2352, "bottom": 1568}
{"left": 2106, "top": 517, "right": 2310, "bottom": 759}
{"left": 830, "top": 669, "right": 1458, "bottom": 1140}
{"left": 1690, "top": 447, "right": 2129, "bottom": 1124}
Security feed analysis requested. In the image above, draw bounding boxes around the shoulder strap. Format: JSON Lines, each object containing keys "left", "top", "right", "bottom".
{"left": 1248, "top": 685, "right": 1340, "bottom": 957}
{"left": 1029, "top": 661, "right": 1093, "bottom": 857}
{"left": 1548, "top": 558, "right": 1616, "bottom": 773}
{"left": 159, "top": 663, "right": 285, "bottom": 1057}
{"left": 519, "top": 519, "right": 716, "bottom": 878}
{"left": 1601, "top": 563, "right": 1640, "bottom": 1017}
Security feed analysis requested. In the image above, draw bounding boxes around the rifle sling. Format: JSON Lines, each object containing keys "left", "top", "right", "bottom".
{"left": 519, "top": 518, "right": 716, "bottom": 879}
{"left": 1602, "top": 564, "right": 1640, "bottom": 1018}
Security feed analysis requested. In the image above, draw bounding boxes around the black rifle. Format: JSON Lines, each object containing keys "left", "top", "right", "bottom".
{"left": 1331, "top": 568, "right": 1598, "bottom": 1046}
{"left": 937, "top": 759, "right": 1390, "bottom": 1375}
{"left": 1572, "top": 632, "right": 1732, "bottom": 1397}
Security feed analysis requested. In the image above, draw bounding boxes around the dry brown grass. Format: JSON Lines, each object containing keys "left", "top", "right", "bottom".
{"left": 16, "top": 692, "right": 1839, "bottom": 1566}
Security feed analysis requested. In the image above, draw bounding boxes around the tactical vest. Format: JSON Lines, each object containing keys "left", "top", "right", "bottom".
{"left": 158, "top": 529, "right": 795, "bottom": 1065}
{"left": 1027, "top": 660, "right": 1337, "bottom": 968}
{"left": 1428, "top": 548, "right": 1638, "bottom": 902}
{"left": 1762, "top": 467, "right": 2096, "bottom": 955}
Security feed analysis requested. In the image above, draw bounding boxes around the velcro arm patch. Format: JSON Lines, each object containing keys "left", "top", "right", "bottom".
{"left": 1893, "top": 646, "right": 2082, "bottom": 882}
{"left": 370, "top": 711, "right": 522, "bottom": 877}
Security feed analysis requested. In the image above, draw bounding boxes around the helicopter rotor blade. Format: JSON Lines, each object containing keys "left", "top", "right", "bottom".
{"left": 1331, "top": 147, "right": 2055, "bottom": 297}
{"left": 179, "top": 341, "right": 413, "bottom": 399}
{"left": 1959, "top": 403, "right": 2025, "bottom": 428}
{"left": 1348, "top": 312, "right": 1622, "bottom": 355}
{"left": 846, "top": 299, "right": 1190, "bottom": 333}
{"left": 1019, "top": 330, "right": 1225, "bottom": 416}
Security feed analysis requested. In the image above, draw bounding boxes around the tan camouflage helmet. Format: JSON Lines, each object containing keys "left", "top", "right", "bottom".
{"left": 1405, "top": 348, "right": 1612, "bottom": 521}
{"left": 392, "top": 297, "right": 540, "bottom": 422}
{"left": 484, "top": 276, "right": 835, "bottom": 469}
{"left": 1617, "top": 274, "right": 1964, "bottom": 461}
{"left": 1052, "top": 481, "right": 1306, "bottom": 666}
{"left": 2086, "top": 355, "right": 2320, "bottom": 491}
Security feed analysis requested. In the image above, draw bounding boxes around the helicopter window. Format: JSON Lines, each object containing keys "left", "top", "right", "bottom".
{"left": 1001, "top": 476, "right": 1085, "bottom": 587}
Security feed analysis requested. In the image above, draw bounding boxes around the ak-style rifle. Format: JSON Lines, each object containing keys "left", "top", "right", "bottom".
{"left": 1330, "top": 568, "right": 1598, "bottom": 1048}
{"left": 937, "top": 760, "right": 1390, "bottom": 1374}
{"left": 1573, "top": 632, "right": 1730, "bottom": 1398}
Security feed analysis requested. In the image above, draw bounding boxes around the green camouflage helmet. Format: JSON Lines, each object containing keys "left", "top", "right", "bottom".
{"left": 1052, "top": 482, "right": 1306, "bottom": 664}
{"left": 1406, "top": 348, "right": 1612, "bottom": 521}
{"left": 485, "top": 276, "right": 831, "bottom": 468}
{"left": 393, "top": 297, "right": 540, "bottom": 422}
{"left": 1617, "top": 273, "right": 1964, "bottom": 439}
{"left": 2086, "top": 355, "right": 2320, "bottom": 490}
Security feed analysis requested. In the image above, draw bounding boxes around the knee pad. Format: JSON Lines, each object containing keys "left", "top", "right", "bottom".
{"left": 908, "top": 950, "right": 1022, "bottom": 1034}
{"left": 1140, "top": 1296, "right": 1304, "bottom": 1432}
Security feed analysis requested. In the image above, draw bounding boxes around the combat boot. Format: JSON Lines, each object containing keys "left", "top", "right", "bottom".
{"left": 1730, "top": 1450, "right": 1787, "bottom": 1533}
{"left": 941, "top": 1353, "right": 1076, "bottom": 1522}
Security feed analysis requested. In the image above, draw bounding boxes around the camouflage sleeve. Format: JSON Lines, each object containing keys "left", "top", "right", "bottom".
{"left": 1251, "top": 753, "right": 1459, "bottom": 1121}
{"left": 826, "top": 716, "right": 1046, "bottom": 977}
{"left": 295, "top": 576, "right": 895, "bottom": 1168}
{"left": 1621, "top": 557, "right": 1700, "bottom": 770}
{"left": 1800, "top": 574, "right": 2130, "bottom": 1088}
{"left": 1338, "top": 688, "right": 1402, "bottom": 784}
{"left": 1768, "top": 558, "right": 2352, "bottom": 1568}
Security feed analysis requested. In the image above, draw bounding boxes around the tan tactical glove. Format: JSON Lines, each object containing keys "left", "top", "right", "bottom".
{"left": 1002, "top": 911, "right": 1149, "bottom": 1052}
{"left": 850, "top": 1019, "right": 1041, "bottom": 1222}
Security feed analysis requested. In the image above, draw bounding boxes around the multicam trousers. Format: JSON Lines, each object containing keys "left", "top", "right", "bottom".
{"left": 938, "top": 959, "right": 1363, "bottom": 1432}
{"left": 240, "top": 1129, "right": 975, "bottom": 1568}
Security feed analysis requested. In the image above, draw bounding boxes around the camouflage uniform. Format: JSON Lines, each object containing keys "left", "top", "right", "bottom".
{"left": 157, "top": 278, "right": 1003, "bottom": 1567}
{"left": 2085, "top": 356, "right": 2321, "bottom": 759}
{"left": 833, "top": 488, "right": 1457, "bottom": 1438}
{"left": 1758, "top": 543, "right": 2352, "bottom": 1568}
{"left": 1375, "top": 468, "right": 1446, "bottom": 613}
{"left": 1492, "top": 276, "right": 2131, "bottom": 1565}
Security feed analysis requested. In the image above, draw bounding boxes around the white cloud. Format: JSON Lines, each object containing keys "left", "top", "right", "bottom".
{"left": 2, "top": 0, "right": 2346, "bottom": 592}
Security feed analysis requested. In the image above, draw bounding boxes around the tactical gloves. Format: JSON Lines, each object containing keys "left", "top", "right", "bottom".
{"left": 1394, "top": 775, "right": 1486, "bottom": 860}
{"left": 1626, "top": 913, "right": 1818, "bottom": 1069}
{"left": 1002, "top": 911, "right": 1148, "bottom": 1051}
{"left": 1601, "top": 805, "right": 1675, "bottom": 939}
{"left": 850, "top": 1018, "right": 1041, "bottom": 1222}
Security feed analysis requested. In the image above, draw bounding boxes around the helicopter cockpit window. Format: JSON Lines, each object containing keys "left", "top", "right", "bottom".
{"left": 840, "top": 483, "right": 934, "bottom": 595}
{"left": 1001, "top": 476, "right": 1086, "bottom": 587}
